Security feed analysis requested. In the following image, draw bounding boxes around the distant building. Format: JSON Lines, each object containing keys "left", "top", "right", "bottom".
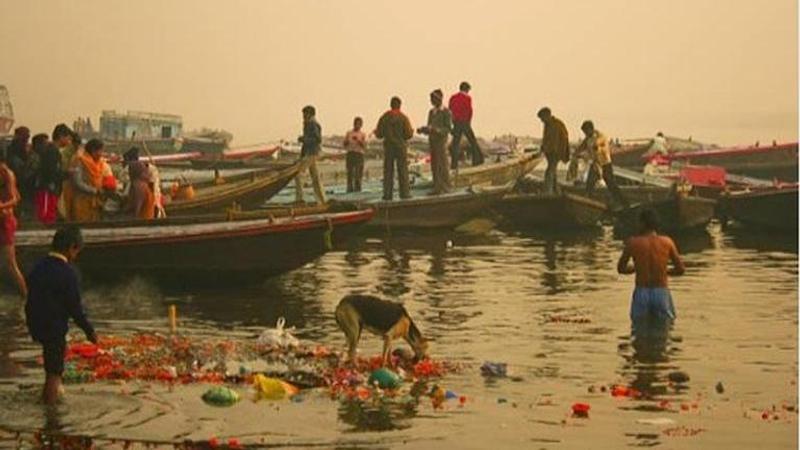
{"left": 99, "top": 110, "right": 183, "bottom": 140}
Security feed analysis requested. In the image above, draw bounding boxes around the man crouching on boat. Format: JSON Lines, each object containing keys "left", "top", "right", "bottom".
{"left": 617, "top": 209, "right": 685, "bottom": 323}
{"left": 25, "top": 226, "right": 97, "bottom": 404}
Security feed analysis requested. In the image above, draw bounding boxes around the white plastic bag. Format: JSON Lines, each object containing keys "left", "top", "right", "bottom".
{"left": 257, "top": 317, "right": 300, "bottom": 348}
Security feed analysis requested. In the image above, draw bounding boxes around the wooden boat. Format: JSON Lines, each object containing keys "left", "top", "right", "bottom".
{"left": 450, "top": 152, "right": 541, "bottom": 187}
{"left": 561, "top": 164, "right": 716, "bottom": 234}
{"left": 165, "top": 157, "right": 309, "bottom": 216}
{"left": 562, "top": 165, "right": 675, "bottom": 205}
{"left": 188, "top": 145, "right": 281, "bottom": 169}
{"left": 338, "top": 185, "right": 510, "bottom": 229}
{"left": 718, "top": 185, "right": 798, "bottom": 232}
{"left": 494, "top": 191, "right": 608, "bottom": 228}
{"left": 611, "top": 137, "right": 706, "bottom": 168}
{"left": 666, "top": 142, "right": 798, "bottom": 181}
{"left": 411, "top": 152, "right": 541, "bottom": 189}
{"left": 613, "top": 194, "right": 717, "bottom": 236}
{"left": 16, "top": 208, "right": 374, "bottom": 276}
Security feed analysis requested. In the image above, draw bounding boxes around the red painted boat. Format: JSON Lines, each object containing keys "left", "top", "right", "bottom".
{"left": 16, "top": 208, "right": 374, "bottom": 276}
{"left": 666, "top": 142, "right": 798, "bottom": 181}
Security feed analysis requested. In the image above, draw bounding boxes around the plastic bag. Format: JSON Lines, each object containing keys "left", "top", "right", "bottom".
{"left": 252, "top": 373, "right": 298, "bottom": 400}
{"left": 202, "top": 386, "right": 241, "bottom": 406}
{"left": 257, "top": 317, "right": 300, "bottom": 348}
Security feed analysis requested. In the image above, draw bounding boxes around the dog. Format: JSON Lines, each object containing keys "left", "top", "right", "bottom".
{"left": 335, "top": 294, "right": 429, "bottom": 365}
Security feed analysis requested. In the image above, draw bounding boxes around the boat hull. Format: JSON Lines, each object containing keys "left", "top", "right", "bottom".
{"left": 166, "top": 158, "right": 309, "bottom": 215}
{"left": 614, "top": 195, "right": 717, "bottom": 236}
{"left": 668, "top": 143, "right": 798, "bottom": 181}
{"left": 350, "top": 187, "right": 508, "bottom": 229}
{"left": 451, "top": 153, "right": 541, "bottom": 187}
{"left": 16, "top": 209, "right": 373, "bottom": 277}
{"left": 494, "top": 192, "right": 607, "bottom": 228}
{"left": 719, "top": 187, "right": 798, "bottom": 232}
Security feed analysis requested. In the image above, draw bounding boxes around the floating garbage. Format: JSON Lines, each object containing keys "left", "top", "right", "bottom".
{"left": 257, "top": 317, "right": 300, "bottom": 349}
{"left": 202, "top": 386, "right": 241, "bottom": 407}
{"left": 571, "top": 402, "right": 590, "bottom": 418}
{"left": 480, "top": 361, "right": 508, "bottom": 377}
{"left": 413, "top": 359, "right": 445, "bottom": 378}
{"left": 611, "top": 385, "right": 641, "bottom": 398}
{"left": 253, "top": 374, "right": 297, "bottom": 400}
{"left": 368, "top": 368, "right": 402, "bottom": 389}
{"left": 667, "top": 371, "right": 690, "bottom": 384}
{"left": 636, "top": 417, "right": 676, "bottom": 426}
{"left": 430, "top": 385, "right": 446, "bottom": 409}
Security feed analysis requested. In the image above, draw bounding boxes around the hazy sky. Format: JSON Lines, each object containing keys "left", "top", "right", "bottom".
{"left": 0, "top": 0, "right": 797, "bottom": 146}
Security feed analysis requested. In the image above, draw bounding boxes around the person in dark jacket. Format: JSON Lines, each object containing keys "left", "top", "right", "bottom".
{"left": 375, "top": 96, "right": 414, "bottom": 200}
{"left": 33, "top": 134, "right": 63, "bottom": 225}
{"left": 25, "top": 225, "right": 97, "bottom": 404}
{"left": 294, "top": 105, "right": 326, "bottom": 204}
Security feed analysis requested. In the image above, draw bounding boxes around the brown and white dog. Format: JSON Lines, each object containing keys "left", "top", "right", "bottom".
{"left": 335, "top": 294, "right": 429, "bottom": 365}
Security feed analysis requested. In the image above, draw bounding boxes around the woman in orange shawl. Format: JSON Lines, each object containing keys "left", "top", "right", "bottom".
{"left": 70, "top": 139, "right": 106, "bottom": 222}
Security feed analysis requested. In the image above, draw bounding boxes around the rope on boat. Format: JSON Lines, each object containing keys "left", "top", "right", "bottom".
{"left": 323, "top": 217, "right": 333, "bottom": 250}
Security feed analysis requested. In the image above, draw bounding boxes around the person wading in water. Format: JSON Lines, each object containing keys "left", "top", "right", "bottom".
{"left": 617, "top": 209, "right": 685, "bottom": 323}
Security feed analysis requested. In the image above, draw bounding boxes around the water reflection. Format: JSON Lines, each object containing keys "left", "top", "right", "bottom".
{"left": 723, "top": 227, "right": 799, "bottom": 254}
{"left": 337, "top": 382, "right": 429, "bottom": 433}
{"left": 618, "top": 317, "right": 682, "bottom": 399}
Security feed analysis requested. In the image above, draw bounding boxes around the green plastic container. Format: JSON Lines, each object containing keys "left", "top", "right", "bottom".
{"left": 368, "top": 368, "right": 402, "bottom": 389}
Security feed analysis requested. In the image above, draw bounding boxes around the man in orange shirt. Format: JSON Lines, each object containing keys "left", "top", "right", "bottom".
{"left": 617, "top": 209, "right": 685, "bottom": 322}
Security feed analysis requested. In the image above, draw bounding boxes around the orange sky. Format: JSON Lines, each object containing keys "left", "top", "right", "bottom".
{"left": 0, "top": 0, "right": 797, "bottom": 146}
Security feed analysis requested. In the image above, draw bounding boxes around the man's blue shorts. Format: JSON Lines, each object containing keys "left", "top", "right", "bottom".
{"left": 630, "top": 287, "right": 676, "bottom": 321}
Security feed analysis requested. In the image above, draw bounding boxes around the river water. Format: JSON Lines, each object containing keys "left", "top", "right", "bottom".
{"left": 0, "top": 222, "right": 795, "bottom": 449}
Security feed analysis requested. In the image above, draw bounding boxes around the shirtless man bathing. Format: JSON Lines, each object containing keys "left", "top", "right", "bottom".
{"left": 617, "top": 209, "right": 685, "bottom": 321}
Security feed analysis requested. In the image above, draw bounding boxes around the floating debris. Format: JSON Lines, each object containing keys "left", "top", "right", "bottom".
{"left": 571, "top": 402, "right": 590, "bottom": 418}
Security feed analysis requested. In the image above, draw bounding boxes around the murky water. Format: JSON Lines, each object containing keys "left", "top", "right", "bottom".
{"left": 0, "top": 223, "right": 795, "bottom": 448}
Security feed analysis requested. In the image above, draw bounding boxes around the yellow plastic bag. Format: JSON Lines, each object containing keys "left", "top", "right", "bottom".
{"left": 252, "top": 374, "right": 298, "bottom": 400}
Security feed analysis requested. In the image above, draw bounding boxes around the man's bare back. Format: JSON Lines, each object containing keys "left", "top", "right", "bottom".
{"left": 617, "top": 232, "right": 685, "bottom": 287}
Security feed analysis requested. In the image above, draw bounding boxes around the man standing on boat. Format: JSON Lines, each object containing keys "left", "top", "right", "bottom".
{"left": 375, "top": 96, "right": 414, "bottom": 201}
{"left": 577, "top": 120, "right": 629, "bottom": 208}
{"left": 418, "top": 89, "right": 452, "bottom": 194}
{"left": 617, "top": 209, "right": 685, "bottom": 323}
{"left": 537, "top": 107, "right": 570, "bottom": 194}
{"left": 26, "top": 225, "right": 97, "bottom": 405}
{"left": 343, "top": 117, "right": 366, "bottom": 193}
{"left": 448, "top": 82, "right": 484, "bottom": 169}
{"left": 295, "top": 105, "right": 326, "bottom": 204}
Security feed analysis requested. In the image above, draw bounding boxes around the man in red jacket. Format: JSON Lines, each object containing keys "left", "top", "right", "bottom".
{"left": 448, "top": 82, "right": 484, "bottom": 169}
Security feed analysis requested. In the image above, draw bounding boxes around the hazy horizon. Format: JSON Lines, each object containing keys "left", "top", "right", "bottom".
{"left": 0, "top": 0, "right": 797, "bottom": 147}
